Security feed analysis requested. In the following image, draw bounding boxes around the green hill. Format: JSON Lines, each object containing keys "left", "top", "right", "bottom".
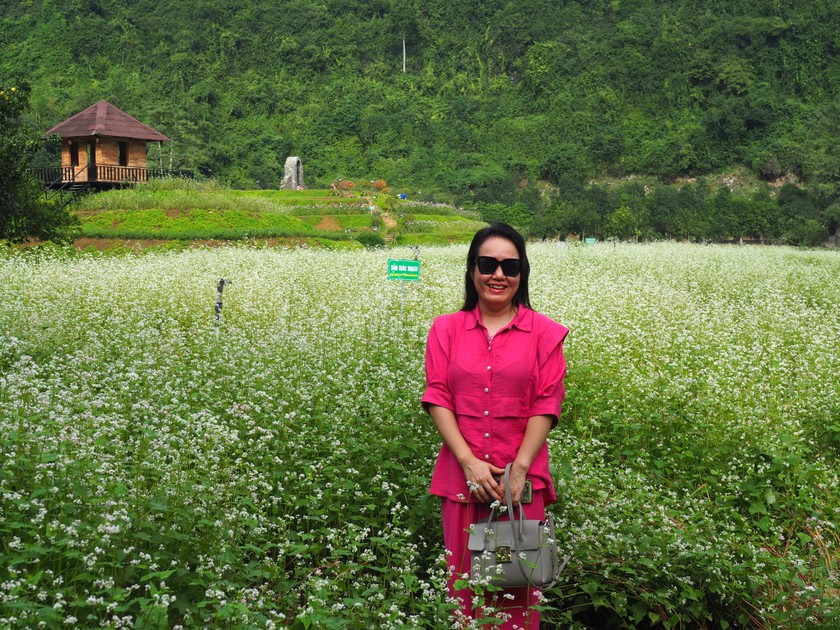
{"left": 3, "top": 1, "right": 838, "bottom": 191}
{"left": 2, "top": 1, "right": 839, "bottom": 244}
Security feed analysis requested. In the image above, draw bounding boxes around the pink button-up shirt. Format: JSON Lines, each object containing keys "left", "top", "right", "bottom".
{"left": 422, "top": 306, "right": 569, "bottom": 504}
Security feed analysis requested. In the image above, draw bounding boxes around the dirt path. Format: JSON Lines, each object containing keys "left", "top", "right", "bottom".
{"left": 381, "top": 213, "right": 397, "bottom": 229}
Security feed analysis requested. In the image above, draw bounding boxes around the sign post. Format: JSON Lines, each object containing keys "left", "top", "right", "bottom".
{"left": 388, "top": 257, "right": 421, "bottom": 320}
{"left": 387, "top": 259, "right": 421, "bottom": 281}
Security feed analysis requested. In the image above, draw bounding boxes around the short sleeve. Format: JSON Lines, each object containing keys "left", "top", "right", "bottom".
{"left": 421, "top": 317, "right": 455, "bottom": 413}
{"left": 528, "top": 323, "right": 569, "bottom": 427}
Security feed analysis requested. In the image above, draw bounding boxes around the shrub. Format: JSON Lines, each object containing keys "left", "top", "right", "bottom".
{"left": 785, "top": 219, "right": 830, "bottom": 246}
{"left": 355, "top": 231, "right": 385, "bottom": 248}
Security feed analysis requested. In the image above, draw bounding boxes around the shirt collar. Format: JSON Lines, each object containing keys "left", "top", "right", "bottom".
{"left": 467, "top": 305, "right": 533, "bottom": 332}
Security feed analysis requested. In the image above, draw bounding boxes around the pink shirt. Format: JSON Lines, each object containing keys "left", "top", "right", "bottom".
{"left": 422, "top": 306, "right": 569, "bottom": 504}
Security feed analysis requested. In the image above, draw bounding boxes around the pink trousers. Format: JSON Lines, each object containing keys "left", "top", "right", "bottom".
{"left": 441, "top": 491, "right": 547, "bottom": 629}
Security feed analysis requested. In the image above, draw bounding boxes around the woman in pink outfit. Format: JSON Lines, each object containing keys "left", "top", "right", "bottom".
{"left": 422, "top": 223, "right": 569, "bottom": 629}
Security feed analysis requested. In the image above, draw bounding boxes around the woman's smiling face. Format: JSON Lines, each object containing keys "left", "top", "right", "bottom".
{"left": 471, "top": 236, "right": 521, "bottom": 311}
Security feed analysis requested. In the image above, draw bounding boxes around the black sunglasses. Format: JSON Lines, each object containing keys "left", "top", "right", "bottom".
{"left": 475, "top": 256, "right": 522, "bottom": 277}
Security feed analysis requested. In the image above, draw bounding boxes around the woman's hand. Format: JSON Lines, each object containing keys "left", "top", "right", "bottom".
{"left": 503, "top": 415, "right": 553, "bottom": 505}
{"left": 463, "top": 458, "right": 506, "bottom": 503}
{"left": 501, "top": 463, "right": 529, "bottom": 505}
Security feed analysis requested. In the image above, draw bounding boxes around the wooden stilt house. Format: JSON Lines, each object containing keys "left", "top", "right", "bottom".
{"left": 39, "top": 100, "right": 169, "bottom": 188}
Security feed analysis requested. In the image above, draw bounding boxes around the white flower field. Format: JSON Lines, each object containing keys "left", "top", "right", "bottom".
{"left": 1, "top": 242, "right": 837, "bottom": 628}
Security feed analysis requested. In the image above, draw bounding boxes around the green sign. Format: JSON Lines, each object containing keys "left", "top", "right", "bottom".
{"left": 388, "top": 259, "right": 420, "bottom": 281}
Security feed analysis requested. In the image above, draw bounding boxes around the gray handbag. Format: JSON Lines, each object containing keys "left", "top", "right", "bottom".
{"left": 468, "top": 464, "right": 567, "bottom": 589}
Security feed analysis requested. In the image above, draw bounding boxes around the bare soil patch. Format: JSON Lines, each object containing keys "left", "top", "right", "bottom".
{"left": 315, "top": 216, "right": 342, "bottom": 231}
{"left": 381, "top": 213, "right": 398, "bottom": 229}
{"left": 74, "top": 238, "right": 172, "bottom": 250}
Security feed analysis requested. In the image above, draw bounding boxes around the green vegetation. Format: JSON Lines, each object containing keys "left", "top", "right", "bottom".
{"left": 0, "top": 82, "right": 77, "bottom": 243}
{"left": 72, "top": 178, "right": 350, "bottom": 214}
{"left": 2, "top": 5, "right": 837, "bottom": 626}
{"left": 521, "top": 170, "right": 836, "bottom": 245}
{"left": 1, "top": 243, "right": 837, "bottom": 627}
{"left": 70, "top": 179, "right": 486, "bottom": 247}
{"left": 67, "top": 174, "right": 837, "bottom": 248}
{"left": 79, "top": 208, "right": 323, "bottom": 241}
{"left": 1, "top": 0, "right": 838, "bottom": 243}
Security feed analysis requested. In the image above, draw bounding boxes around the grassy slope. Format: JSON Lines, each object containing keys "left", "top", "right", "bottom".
{"left": 71, "top": 181, "right": 485, "bottom": 249}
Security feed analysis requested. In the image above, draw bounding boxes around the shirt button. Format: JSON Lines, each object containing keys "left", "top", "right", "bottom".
{"left": 484, "top": 387, "right": 489, "bottom": 393}
{"left": 484, "top": 454, "right": 490, "bottom": 460}
{"left": 484, "top": 432, "right": 490, "bottom": 438}
{"left": 486, "top": 365, "right": 491, "bottom": 371}
{"left": 483, "top": 410, "right": 489, "bottom": 416}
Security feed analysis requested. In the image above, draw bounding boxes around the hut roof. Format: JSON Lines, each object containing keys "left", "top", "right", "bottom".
{"left": 45, "top": 100, "right": 169, "bottom": 142}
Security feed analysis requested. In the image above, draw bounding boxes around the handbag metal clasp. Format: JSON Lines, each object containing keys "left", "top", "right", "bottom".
{"left": 495, "top": 545, "right": 512, "bottom": 563}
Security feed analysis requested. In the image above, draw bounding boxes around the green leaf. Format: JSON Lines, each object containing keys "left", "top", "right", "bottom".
{"left": 630, "top": 602, "right": 649, "bottom": 623}
{"left": 401, "top": 573, "right": 417, "bottom": 589}
{"left": 748, "top": 501, "right": 766, "bottom": 515}
{"left": 140, "top": 569, "right": 176, "bottom": 583}
{"left": 26, "top": 570, "right": 44, "bottom": 586}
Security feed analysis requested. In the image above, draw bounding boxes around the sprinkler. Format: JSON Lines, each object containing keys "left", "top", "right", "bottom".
{"left": 215, "top": 279, "right": 230, "bottom": 335}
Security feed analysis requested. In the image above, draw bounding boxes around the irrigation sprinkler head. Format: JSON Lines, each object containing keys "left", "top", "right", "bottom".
{"left": 215, "top": 279, "right": 231, "bottom": 323}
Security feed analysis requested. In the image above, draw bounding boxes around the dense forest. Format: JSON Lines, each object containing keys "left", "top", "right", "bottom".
{"left": 2, "top": 0, "right": 839, "bottom": 243}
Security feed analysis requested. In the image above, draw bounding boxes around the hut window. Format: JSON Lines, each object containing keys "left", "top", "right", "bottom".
{"left": 118, "top": 141, "right": 129, "bottom": 166}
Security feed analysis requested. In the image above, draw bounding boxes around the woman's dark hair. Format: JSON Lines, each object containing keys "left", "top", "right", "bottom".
{"left": 461, "top": 223, "right": 531, "bottom": 311}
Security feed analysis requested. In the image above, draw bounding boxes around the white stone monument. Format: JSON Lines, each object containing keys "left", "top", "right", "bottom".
{"left": 282, "top": 156, "right": 304, "bottom": 190}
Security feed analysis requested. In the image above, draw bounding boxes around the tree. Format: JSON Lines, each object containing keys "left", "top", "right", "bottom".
{"left": 529, "top": 204, "right": 563, "bottom": 239}
{"left": 603, "top": 205, "right": 640, "bottom": 240}
{"left": 801, "top": 96, "right": 840, "bottom": 194}
{"left": 475, "top": 201, "right": 532, "bottom": 230}
{"left": 824, "top": 202, "right": 840, "bottom": 244}
{"left": 0, "top": 82, "right": 78, "bottom": 244}
{"left": 672, "top": 183, "right": 712, "bottom": 240}
{"left": 709, "top": 188, "right": 737, "bottom": 240}
{"left": 645, "top": 185, "right": 681, "bottom": 237}
{"left": 787, "top": 219, "right": 829, "bottom": 247}
{"left": 540, "top": 142, "right": 590, "bottom": 184}
{"left": 542, "top": 199, "right": 600, "bottom": 239}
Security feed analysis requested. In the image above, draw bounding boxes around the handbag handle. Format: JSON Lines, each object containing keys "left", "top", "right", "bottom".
{"left": 494, "top": 463, "right": 563, "bottom": 589}
{"left": 483, "top": 464, "right": 527, "bottom": 529}
{"left": 502, "top": 464, "right": 527, "bottom": 544}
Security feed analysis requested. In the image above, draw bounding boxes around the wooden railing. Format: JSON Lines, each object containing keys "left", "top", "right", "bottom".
{"left": 41, "top": 165, "right": 89, "bottom": 207}
{"left": 29, "top": 166, "right": 73, "bottom": 185}
{"left": 29, "top": 166, "right": 192, "bottom": 186}
{"left": 95, "top": 165, "right": 149, "bottom": 182}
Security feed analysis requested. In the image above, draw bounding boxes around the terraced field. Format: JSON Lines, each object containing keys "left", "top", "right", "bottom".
{"left": 70, "top": 179, "right": 485, "bottom": 250}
